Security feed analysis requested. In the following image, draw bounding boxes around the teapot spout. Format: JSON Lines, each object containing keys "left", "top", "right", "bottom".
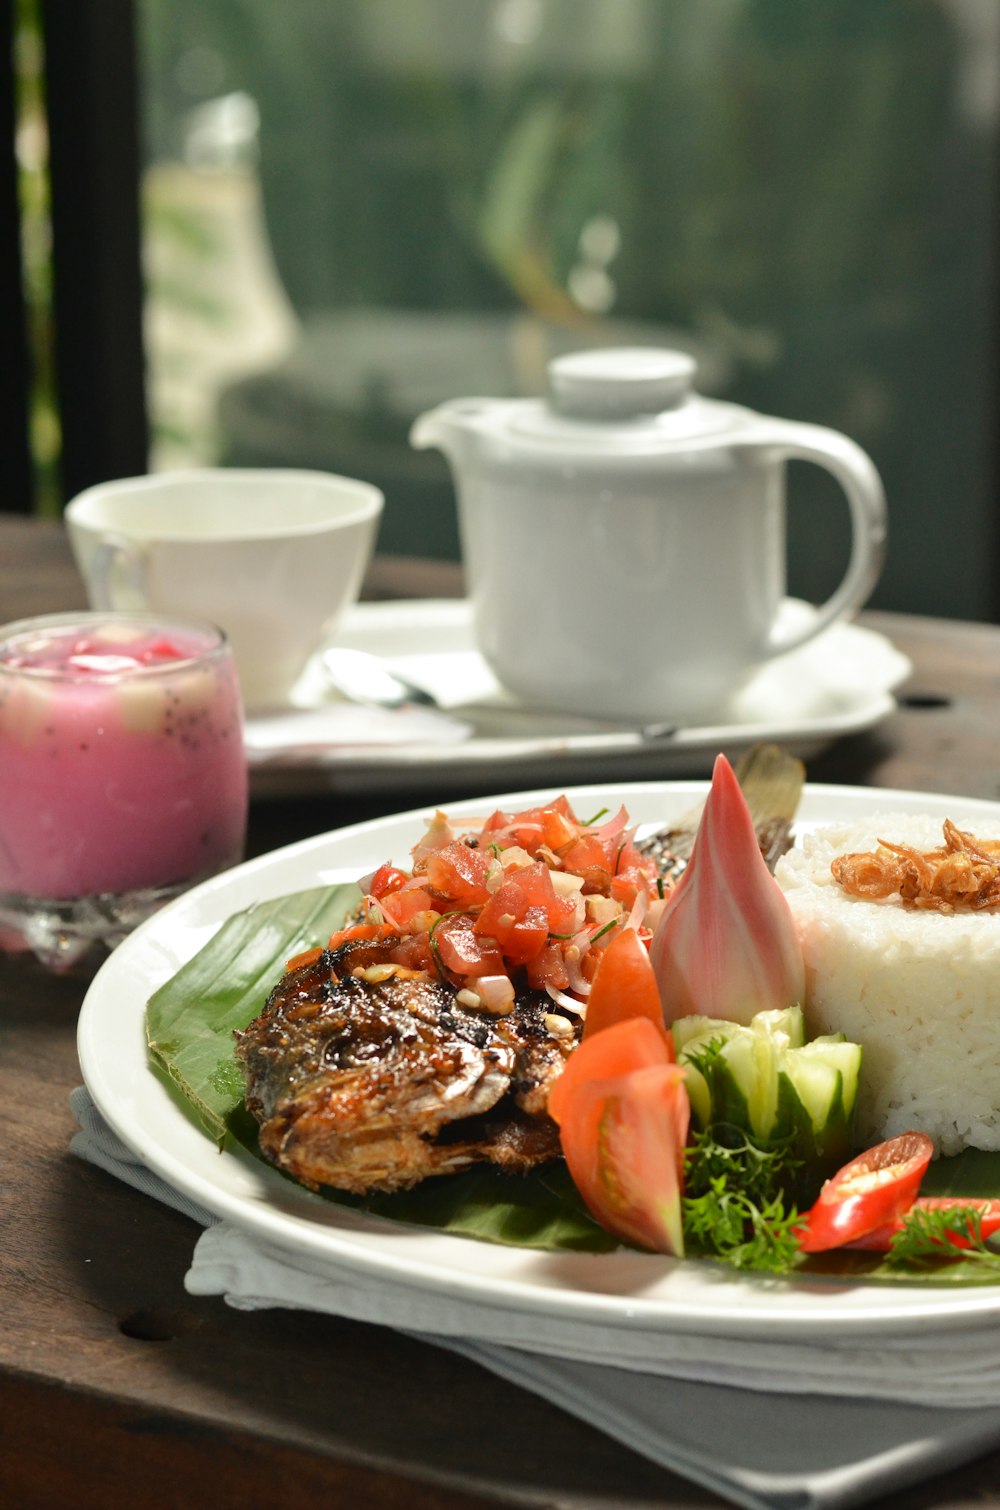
{"left": 409, "top": 404, "right": 450, "bottom": 455}
{"left": 409, "top": 398, "right": 494, "bottom": 461}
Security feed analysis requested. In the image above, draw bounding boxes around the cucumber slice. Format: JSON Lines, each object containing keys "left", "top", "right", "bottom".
{"left": 670, "top": 1015, "right": 743, "bottom": 1055}
{"left": 786, "top": 1041, "right": 861, "bottom": 1129}
{"left": 783, "top": 1040, "right": 862, "bottom": 1163}
{"left": 674, "top": 1008, "right": 861, "bottom": 1171}
{"left": 751, "top": 1005, "right": 806, "bottom": 1051}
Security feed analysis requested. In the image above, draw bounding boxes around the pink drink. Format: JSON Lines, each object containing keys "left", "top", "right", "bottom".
{"left": 0, "top": 614, "right": 247, "bottom": 933}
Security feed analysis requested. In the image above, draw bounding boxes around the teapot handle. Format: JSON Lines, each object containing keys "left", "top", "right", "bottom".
{"left": 733, "top": 419, "right": 888, "bottom": 659}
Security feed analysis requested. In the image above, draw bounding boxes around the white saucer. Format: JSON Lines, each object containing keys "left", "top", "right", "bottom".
{"left": 243, "top": 598, "right": 912, "bottom": 798}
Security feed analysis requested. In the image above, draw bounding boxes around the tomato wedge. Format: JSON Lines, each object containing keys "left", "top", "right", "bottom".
{"left": 583, "top": 926, "right": 670, "bottom": 1049}
{"left": 548, "top": 1016, "right": 670, "bottom": 1124}
{"left": 558, "top": 1066, "right": 690, "bottom": 1255}
{"left": 845, "top": 1196, "right": 1000, "bottom": 1253}
{"left": 547, "top": 1017, "right": 689, "bottom": 1255}
{"left": 797, "top": 1131, "right": 934, "bottom": 1253}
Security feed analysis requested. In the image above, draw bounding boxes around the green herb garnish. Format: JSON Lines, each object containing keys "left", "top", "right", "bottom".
{"left": 682, "top": 1125, "right": 804, "bottom": 1274}
{"left": 884, "top": 1205, "right": 1000, "bottom": 1271}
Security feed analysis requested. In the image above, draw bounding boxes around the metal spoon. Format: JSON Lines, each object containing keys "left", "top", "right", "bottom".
{"left": 319, "top": 646, "right": 678, "bottom": 740}
{"left": 320, "top": 647, "right": 439, "bottom": 710}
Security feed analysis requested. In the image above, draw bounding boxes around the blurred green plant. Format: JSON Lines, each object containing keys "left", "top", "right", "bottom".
{"left": 14, "top": 0, "right": 61, "bottom": 516}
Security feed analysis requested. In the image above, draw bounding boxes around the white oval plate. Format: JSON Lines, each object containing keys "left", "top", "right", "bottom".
{"left": 78, "top": 779, "right": 1000, "bottom": 1344}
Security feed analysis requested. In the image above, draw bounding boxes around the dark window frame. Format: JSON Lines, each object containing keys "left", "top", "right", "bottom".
{"left": 41, "top": 0, "right": 148, "bottom": 506}
{"left": 1, "top": 0, "right": 33, "bottom": 512}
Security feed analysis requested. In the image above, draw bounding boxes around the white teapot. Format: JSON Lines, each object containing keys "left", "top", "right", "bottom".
{"left": 411, "top": 347, "right": 887, "bottom": 722}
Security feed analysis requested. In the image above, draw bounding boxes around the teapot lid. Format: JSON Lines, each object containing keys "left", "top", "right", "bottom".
{"left": 494, "top": 347, "right": 752, "bottom": 453}
{"left": 548, "top": 347, "right": 696, "bottom": 418}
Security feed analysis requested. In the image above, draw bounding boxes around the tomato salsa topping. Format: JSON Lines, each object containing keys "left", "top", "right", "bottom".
{"left": 346, "top": 796, "right": 666, "bottom": 1010}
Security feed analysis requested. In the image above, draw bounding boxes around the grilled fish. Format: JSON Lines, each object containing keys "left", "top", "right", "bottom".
{"left": 236, "top": 745, "right": 804, "bottom": 1197}
{"left": 235, "top": 933, "right": 577, "bottom": 1195}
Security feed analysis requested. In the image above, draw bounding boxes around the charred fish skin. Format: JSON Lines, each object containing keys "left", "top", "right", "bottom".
{"left": 234, "top": 936, "right": 576, "bottom": 1195}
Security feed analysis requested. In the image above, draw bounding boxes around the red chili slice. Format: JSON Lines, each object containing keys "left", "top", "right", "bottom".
{"left": 846, "top": 1195, "right": 1000, "bottom": 1253}
{"left": 797, "top": 1131, "right": 934, "bottom": 1254}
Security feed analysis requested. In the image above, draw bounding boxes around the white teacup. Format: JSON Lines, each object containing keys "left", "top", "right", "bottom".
{"left": 412, "top": 348, "right": 887, "bottom": 723}
{"left": 65, "top": 469, "right": 383, "bottom": 711}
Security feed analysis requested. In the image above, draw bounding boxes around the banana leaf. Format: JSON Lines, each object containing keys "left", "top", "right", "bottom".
{"left": 146, "top": 883, "right": 361, "bottom": 1142}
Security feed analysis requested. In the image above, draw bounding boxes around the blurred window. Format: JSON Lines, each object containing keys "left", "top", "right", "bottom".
{"left": 136, "top": 0, "right": 999, "bottom": 618}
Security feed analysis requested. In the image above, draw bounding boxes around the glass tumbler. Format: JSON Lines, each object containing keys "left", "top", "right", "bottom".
{"left": 0, "top": 611, "right": 248, "bottom": 969}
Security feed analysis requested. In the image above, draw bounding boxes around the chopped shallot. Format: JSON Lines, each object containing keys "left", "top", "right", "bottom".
{"left": 591, "top": 806, "right": 630, "bottom": 841}
{"left": 626, "top": 888, "right": 649, "bottom": 932}
{"left": 563, "top": 943, "right": 592, "bottom": 997}
{"left": 476, "top": 974, "right": 516, "bottom": 1014}
{"left": 411, "top": 809, "right": 456, "bottom": 863}
{"left": 545, "top": 983, "right": 588, "bottom": 1016}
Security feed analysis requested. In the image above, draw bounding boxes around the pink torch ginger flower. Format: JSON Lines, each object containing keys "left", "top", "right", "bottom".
{"left": 649, "top": 753, "right": 805, "bottom": 1025}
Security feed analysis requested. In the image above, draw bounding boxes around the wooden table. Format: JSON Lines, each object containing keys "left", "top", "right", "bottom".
{"left": 3, "top": 512, "right": 1000, "bottom": 1510}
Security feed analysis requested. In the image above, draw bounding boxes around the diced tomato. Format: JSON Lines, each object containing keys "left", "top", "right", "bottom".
{"left": 509, "top": 863, "right": 579, "bottom": 933}
{"left": 377, "top": 885, "right": 438, "bottom": 929}
{"left": 387, "top": 932, "right": 435, "bottom": 973}
{"left": 504, "top": 904, "right": 549, "bottom": 964}
{"left": 431, "top": 913, "right": 506, "bottom": 978}
{"left": 527, "top": 867, "right": 581, "bottom": 933}
{"left": 797, "top": 1132, "right": 934, "bottom": 1253}
{"left": 473, "top": 877, "right": 522, "bottom": 947}
{"left": 548, "top": 1017, "right": 689, "bottom": 1254}
{"left": 524, "top": 940, "right": 570, "bottom": 991}
{"left": 326, "top": 922, "right": 398, "bottom": 951}
{"left": 423, "top": 842, "right": 492, "bottom": 906}
{"left": 477, "top": 875, "right": 525, "bottom": 942}
{"left": 609, "top": 838, "right": 657, "bottom": 907}
{"left": 481, "top": 796, "right": 581, "bottom": 856}
{"left": 473, "top": 863, "right": 579, "bottom": 962}
{"left": 480, "top": 805, "right": 544, "bottom": 853}
{"left": 560, "top": 833, "right": 616, "bottom": 888}
{"left": 367, "top": 864, "right": 409, "bottom": 899}
{"left": 845, "top": 1196, "right": 1000, "bottom": 1253}
{"left": 540, "top": 804, "right": 580, "bottom": 853}
{"left": 479, "top": 806, "right": 512, "bottom": 840}
{"left": 583, "top": 926, "right": 670, "bottom": 1048}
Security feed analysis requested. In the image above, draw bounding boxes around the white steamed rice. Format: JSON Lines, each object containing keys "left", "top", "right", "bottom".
{"left": 776, "top": 814, "right": 1000, "bottom": 1156}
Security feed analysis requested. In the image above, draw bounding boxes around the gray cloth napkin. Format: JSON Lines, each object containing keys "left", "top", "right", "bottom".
{"left": 70, "top": 1087, "right": 1000, "bottom": 1510}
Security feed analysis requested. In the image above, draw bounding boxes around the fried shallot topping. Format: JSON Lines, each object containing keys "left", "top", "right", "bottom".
{"left": 831, "top": 820, "right": 1000, "bottom": 912}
